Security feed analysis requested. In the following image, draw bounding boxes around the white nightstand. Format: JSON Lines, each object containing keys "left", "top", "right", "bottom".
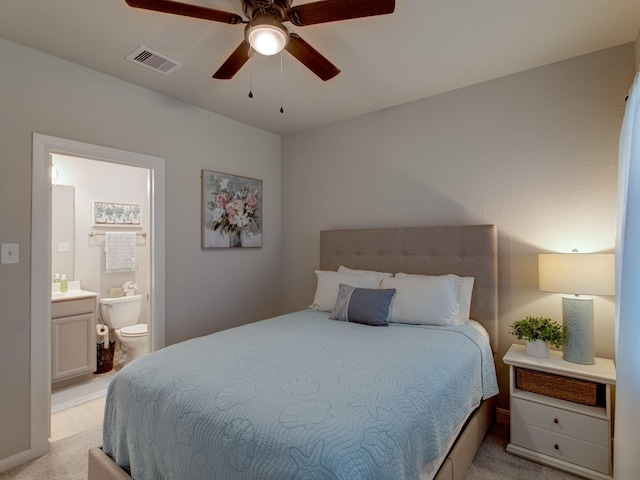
{"left": 503, "top": 344, "right": 616, "bottom": 480}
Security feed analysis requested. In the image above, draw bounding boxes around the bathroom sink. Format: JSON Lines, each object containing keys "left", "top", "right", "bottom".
{"left": 51, "top": 280, "right": 98, "bottom": 301}
{"left": 51, "top": 289, "right": 98, "bottom": 301}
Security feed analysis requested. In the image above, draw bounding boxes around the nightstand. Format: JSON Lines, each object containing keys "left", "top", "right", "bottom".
{"left": 503, "top": 344, "right": 616, "bottom": 480}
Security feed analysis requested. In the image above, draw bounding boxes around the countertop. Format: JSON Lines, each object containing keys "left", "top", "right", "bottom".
{"left": 52, "top": 289, "right": 99, "bottom": 302}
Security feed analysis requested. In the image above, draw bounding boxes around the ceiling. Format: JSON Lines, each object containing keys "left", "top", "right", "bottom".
{"left": 1, "top": 1, "right": 639, "bottom": 135}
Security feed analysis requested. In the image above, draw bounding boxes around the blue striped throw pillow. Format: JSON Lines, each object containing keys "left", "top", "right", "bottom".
{"left": 330, "top": 283, "right": 396, "bottom": 326}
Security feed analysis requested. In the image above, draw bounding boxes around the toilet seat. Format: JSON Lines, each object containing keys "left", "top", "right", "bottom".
{"left": 119, "top": 324, "right": 148, "bottom": 337}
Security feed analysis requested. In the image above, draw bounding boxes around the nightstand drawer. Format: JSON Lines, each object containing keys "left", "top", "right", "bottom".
{"left": 511, "top": 397, "right": 609, "bottom": 447}
{"left": 511, "top": 421, "right": 610, "bottom": 474}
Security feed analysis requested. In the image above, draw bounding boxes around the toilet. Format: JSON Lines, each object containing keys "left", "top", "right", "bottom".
{"left": 99, "top": 294, "right": 148, "bottom": 364}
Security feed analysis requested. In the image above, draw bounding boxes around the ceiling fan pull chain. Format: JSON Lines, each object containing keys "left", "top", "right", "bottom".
{"left": 248, "top": 20, "right": 254, "bottom": 98}
{"left": 280, "top": 51, "right": 284, "bottom": 113}
{"left": 248, "top": 54, "right": 254, "bottom": 99}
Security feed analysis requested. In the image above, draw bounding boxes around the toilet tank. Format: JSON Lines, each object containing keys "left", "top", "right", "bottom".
{"left": 99, "top": 294, "right": 142, "bottom": 329}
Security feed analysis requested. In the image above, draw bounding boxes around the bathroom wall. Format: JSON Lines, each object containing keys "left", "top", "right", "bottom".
{"left": 52, "top": 154, "right": 151, "bottom": 325}
{"left": 51, "top": 185, "right": 74, "bottom": 281}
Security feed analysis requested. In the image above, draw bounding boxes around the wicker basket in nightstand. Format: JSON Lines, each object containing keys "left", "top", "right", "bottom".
{"left": 516, "top": 367, "right": 603, "bottom": 406}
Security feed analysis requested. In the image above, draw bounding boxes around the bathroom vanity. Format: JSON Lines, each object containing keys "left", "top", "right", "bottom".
{"left": 51, "top": 289, "right": 98, "bottom": 386}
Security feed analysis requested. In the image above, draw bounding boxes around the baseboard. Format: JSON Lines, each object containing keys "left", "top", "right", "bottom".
{"left": 0, "top": 447, "right": 42, "bottom": 475}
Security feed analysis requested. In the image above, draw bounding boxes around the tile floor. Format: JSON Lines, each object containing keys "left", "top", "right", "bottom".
{"left": 51, "top": 372, "right": 115, "bottom": 413}
{"left": 50, "top": 360, "right": 122, "bottom": 442}
{"left": 50, "top": 395, "right": 106, "bottom": 442}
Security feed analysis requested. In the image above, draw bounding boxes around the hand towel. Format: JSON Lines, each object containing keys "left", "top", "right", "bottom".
{"left": 105, "top": 232, "right": 138, "bottom": 273}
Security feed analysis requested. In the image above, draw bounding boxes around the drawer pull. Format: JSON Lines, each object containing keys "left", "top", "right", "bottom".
{"left": 554, "top": 444, "right": 559, "bottom": 450}
{"left": 553, "top": 418, "right": 559, "bottom": 424}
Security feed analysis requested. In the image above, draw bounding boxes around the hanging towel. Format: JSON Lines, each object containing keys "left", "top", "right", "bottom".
{"left": 105, "top": 232, "right": 138, "bottom": 273}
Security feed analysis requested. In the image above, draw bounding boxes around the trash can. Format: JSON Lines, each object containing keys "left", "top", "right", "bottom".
{"left": 96, "top": 321, "right": 115, "bottom": 374}
{"left": 96, "top": 339, "right": 116, "bottom": 374}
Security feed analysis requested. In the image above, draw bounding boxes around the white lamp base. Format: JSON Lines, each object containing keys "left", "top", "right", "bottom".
{"left": 562, "top": 296, "right": 595, "bottom": 365}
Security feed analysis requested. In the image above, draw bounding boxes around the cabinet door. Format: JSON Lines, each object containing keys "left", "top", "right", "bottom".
{"left": 52, "top": 313, "right": 96, "bottom": 382}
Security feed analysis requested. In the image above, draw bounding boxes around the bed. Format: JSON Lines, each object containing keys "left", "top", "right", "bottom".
{"left": 88, "top": 224, "right": 499, "bottom": 480}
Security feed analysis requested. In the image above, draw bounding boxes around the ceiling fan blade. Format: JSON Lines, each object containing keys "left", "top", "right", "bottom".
{"left": 288, "top": 0, "right": 395, "bottom": 27}
{"left": 285, "top": 33, "right": 340, "bottom": 81}
{"left": 213, "top": 40, "right": 252, "bottom": 79}
{"left": 125, "top": 0, "right": 243, "bottom": 24}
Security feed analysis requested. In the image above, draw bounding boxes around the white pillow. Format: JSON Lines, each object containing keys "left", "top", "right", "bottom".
{"left": 457, "top": 276, "right": 474, "bottom": 324}
{"left": 394, "top": 273, "right": 474, "bottom": 325}
{"left": 337, "top": 265, "right": 393, "bottom": 281}
{"left": 309, "top": 270, "right": 384, "bottom": 312}
{"left": 380, "top": 273, "right": 473, "bottom": 325}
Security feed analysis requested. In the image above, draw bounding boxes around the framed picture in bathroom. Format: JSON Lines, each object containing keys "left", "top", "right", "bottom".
{"left": 93, "top": 201, "right": 141, "bottom": 227}
{"left": 201, "top": 170, "right": 262, "bottom": 249}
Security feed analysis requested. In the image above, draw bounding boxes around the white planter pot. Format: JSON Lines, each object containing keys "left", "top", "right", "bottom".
{"left": 525, "top": 340, "right": 549, "bottom": 358}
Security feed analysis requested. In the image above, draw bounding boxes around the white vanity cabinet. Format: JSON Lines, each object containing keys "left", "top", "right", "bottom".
{"left": 51, "top": 293, "right": 98, "bottom": 386}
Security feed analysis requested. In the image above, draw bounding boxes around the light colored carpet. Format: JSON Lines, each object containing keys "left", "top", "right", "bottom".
{"left": 0, "top": 426, "right": 101, "bottom": 480}
{"left": 465, "top": 423, "right": 583, "bottom": 480}
{"left": 0, "top": 423, "right": 585, "bottom": 479}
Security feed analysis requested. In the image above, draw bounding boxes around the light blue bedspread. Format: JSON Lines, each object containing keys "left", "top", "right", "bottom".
{"left": 103, "top": 311, "right": 498, "bottom": 480}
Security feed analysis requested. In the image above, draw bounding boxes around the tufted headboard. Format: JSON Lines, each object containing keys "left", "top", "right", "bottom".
{"left": 320, "top": 225, "right": 499, "bottom": 352}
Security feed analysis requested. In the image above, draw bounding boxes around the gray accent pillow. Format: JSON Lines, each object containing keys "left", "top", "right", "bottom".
{"left": 330, "top": 283, "right": 396, "bottom": 326}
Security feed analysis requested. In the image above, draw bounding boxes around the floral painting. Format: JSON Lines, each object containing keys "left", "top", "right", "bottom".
{"left": 93, "top": 201, "right": 141, "bottom": 226}
{"left": 201, "top": 170, "right": 262, "bottom": 248}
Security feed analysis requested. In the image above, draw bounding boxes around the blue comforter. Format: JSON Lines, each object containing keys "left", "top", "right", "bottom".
{"left": 103, "top": 311, "right": 498, "bottom": 480}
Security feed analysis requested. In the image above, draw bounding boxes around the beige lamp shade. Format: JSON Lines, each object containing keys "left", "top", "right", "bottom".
{"left": 538, "top": 253, "right": 615, "bottom": 296}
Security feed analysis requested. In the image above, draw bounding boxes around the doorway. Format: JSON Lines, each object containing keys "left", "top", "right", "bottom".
{"left": 50, "top": 155, "right": 149, "bottom": 431}
{"left": 31, "top": 134, "right": 166, "bottom": 456}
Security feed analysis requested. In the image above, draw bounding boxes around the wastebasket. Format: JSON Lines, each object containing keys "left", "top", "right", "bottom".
{"left": 96, "top": 339, "right": 116, "bottom": 374}
{"left": 96, "top": 321, "right": 115, "bottom": 374}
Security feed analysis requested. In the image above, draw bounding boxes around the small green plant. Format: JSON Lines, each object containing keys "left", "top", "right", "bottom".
{"left": 510, "top": 316, "right": 566, "bottom": 348}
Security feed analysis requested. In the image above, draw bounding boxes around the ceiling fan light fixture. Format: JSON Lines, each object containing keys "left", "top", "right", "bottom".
{"left": 247, "top": 18, "right": 289, "bottom": 56}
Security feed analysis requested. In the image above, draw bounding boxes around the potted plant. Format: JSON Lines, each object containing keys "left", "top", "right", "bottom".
{"left": 122, "top": 281, "right": 137, "bottom": 297}
{"left": 510, "top": 316, "right": 566, "bottom": 358}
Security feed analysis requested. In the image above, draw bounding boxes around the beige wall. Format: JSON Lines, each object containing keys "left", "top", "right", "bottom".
{"left": 281, "top": 43, "right": 635, "bottom": 411}
{"left": 636, "top": 28, "right": 640, "bottom": 69}
{"left": 0, "top": 38, "right": 281, "bottom": 463}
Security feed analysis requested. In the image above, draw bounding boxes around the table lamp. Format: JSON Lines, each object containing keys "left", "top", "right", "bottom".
{"left": 538, "top": 252, "right": 615, "bottom": 364}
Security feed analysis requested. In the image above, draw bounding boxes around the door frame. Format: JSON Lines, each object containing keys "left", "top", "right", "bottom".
{"left": 30, "top": 133, "right": 165, "bottom": 455}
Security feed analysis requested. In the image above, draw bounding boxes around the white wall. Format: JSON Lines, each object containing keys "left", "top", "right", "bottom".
{"left": 281, "top": 43, "right": 635, "bottom": 411}
{"left": 0, "top": 38, "right": 281, "bottom": 465}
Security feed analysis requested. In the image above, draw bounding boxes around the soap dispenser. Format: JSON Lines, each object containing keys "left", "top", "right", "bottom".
{"left": 53, "top": 273, "right": 60, "bottom": 284}
{"left": 60, "top": 274, "right": 68, "bottom": 293}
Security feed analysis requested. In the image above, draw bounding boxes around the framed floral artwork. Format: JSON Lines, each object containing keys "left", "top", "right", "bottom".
{"left": 201, "top": 170, "right": 262, "bottom": 249}
{"left": 93, "top": 201, "right": 141, "bottom": 226}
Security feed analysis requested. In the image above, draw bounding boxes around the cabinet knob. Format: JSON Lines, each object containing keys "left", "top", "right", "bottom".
{"left": 554, "top": 444, "right": 559, "bottom": 450}
{"left": 553, "top": 418, "right": 559, "bottom": 424}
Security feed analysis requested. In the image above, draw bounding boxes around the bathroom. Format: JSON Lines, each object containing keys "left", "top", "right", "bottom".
{"left": 51, "top": 153, "right": 151, "bottom": 414}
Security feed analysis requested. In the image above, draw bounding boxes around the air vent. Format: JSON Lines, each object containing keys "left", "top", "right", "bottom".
{"left": 126, "top": 46, "right": 183, "bottom": 75}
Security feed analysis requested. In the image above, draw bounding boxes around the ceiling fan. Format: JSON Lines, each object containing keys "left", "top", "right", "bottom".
{"left": 124, "top": 0, "right": 395, "bottom": 81}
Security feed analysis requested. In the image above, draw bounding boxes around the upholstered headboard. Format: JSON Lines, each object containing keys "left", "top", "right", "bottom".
{"left": 320, "top": 225, "right": 499, "bottom": 352}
